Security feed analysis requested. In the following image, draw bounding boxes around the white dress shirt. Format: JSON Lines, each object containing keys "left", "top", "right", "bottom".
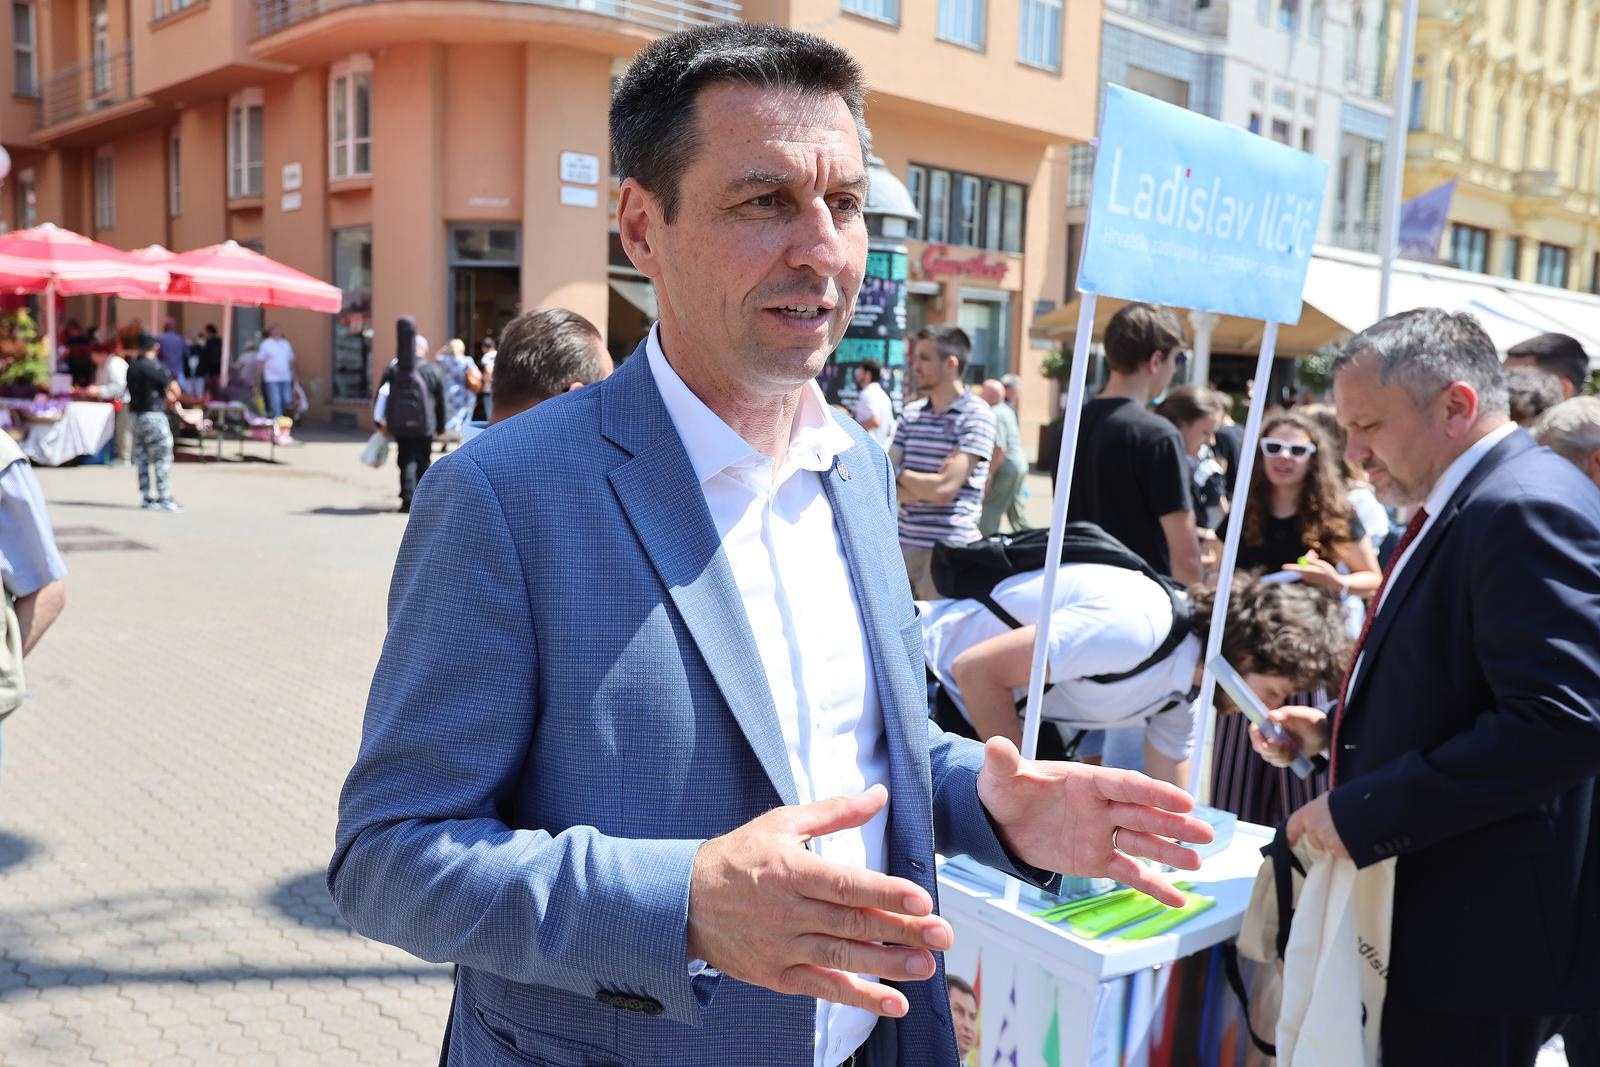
{"left": 648, "top": 329, "right": 890, "bottom": 1067}
{"left": 1348, "top": 420, "right": 1517, "bottom": 691}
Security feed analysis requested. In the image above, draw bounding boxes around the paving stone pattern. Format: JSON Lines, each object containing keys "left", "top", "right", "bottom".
{"left": 1, "top": 432, "right": 453, "bottom": 1065}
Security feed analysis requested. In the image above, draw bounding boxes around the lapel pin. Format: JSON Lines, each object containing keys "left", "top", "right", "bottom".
{"left": 836, "top": 460, "right": 850, "bottom": 481}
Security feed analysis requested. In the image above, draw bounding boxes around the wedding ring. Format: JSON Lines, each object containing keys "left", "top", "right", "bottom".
{"left": 1111, "top": 827, "right": 1124, "bottom": 854}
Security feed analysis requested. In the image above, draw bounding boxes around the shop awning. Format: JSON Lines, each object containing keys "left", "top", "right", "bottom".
{"left": 1035, "top": 245, "right": 1600, "bottom": 365}
{"left": 609, "top": 277, "right": 658, "bottom": 320}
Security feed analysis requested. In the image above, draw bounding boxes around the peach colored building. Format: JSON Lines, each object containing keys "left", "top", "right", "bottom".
{"left": 1, "top": 0, "right": 1096, "bottom": 443}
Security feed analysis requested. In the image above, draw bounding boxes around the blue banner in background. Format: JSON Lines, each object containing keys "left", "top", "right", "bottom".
{"left": 1397, "top": 179, "right": 1456, "bottom": 261}
{"left": 1078, "top": 85, "right": 1330, "bottom": 325}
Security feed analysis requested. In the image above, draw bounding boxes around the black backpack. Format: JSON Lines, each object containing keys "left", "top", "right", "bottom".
{"left": 385, "top": 316, "right": 437, "bottom": 438}
{"left": 930, "top": 523, "right": 1194, "bottom": 686}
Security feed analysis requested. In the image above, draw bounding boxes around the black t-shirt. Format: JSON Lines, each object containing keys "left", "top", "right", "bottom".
{"left": 1066, "top": 397, "right": 1194, "bottom": 576}
{"left": 1239, "top": 512, "right": 1367, "bottom": 573}
{"left": 1213, "top": 422, "right": 1243, "bottom": 496}
{"left": 126, "top": 357, "right": 174, "bottom": 414}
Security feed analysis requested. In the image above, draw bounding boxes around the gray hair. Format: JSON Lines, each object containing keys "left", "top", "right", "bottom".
{"left": 1532, "top": 396, "right": 1600, "bottom": 467}
{"left": 1332, "top": 307, "right": 1509, "bottom": 417}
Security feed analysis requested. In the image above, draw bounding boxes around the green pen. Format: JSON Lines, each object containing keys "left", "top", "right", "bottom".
{"left": 1068, "top": 895, "right": 1170, "bottom": 937}
{"left": 1113, "top": 894, "right": 1217, "bottom": 941}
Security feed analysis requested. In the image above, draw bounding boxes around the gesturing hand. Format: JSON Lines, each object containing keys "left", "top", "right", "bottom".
{"left": 975, "top": 738, "right": 1214, "bottom": 908}
{"left": 686, "top": 785, "right": 952, "bottom": 1018}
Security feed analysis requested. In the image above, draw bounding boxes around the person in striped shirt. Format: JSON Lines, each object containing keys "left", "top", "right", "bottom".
{"left": 891, "top": 325, "right": 996, "bottom": 598}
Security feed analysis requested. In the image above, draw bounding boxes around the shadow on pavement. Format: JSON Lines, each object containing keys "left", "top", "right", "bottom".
{"left": 267, "top": 869, "right": 350, "bottom": 931}
{"left": 300, "top": 506, "right": 397, "bottom": 517}
{"left": 0, "top": 828, "right": 39, "bottom": 875}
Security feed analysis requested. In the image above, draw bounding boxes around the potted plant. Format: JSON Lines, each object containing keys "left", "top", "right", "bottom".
{"left": 0, "top": 310, "right": 49, "bottom": 397}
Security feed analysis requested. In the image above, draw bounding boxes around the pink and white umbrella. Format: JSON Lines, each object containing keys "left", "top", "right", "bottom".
{"left": 162, "top": 241, "right": 342, "bottom": 386}
{"left": 0, "top": 223, "right": 170, "bottom": 352}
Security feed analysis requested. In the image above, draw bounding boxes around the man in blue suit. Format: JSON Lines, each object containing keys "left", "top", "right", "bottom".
{"left": 1254, "top": 308, "right": 1600, "bottom": 1066}
{"left": 330, "top": 23, "right": 1211, "bottom": 1067}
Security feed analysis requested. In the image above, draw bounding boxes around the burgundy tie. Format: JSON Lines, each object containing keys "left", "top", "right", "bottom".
{"left": 1328, "top": 506, "right": 1428, "bottom": 784}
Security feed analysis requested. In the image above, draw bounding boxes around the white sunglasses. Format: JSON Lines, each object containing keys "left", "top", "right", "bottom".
{"left": 1260, "top": 438, "right": 1317, "bottom": 459}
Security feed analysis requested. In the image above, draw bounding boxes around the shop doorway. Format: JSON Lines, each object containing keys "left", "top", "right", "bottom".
{"left": 448, "top": 224, "right": 521, "bottom": 349}
{"left": 958, "top": 289, "right": 1012, "bottom": 383}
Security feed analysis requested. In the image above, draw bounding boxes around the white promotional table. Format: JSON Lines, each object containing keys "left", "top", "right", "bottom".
{"left": 937, "top": 819, "right": 1271, "bottom": 1067}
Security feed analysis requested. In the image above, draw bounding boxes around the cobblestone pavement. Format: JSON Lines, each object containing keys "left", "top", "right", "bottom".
{"left": 1, "top": 430, "right": 454, "bottom": 1065}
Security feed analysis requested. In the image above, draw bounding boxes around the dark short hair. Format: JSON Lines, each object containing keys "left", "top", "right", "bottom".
{"left": 481, "top": 335, "right": 496, "bottom": 350}
{"left": 205, "top": 324, "right": 217, "bottom": 334}
{"left": 1505, "top": 366, "right": 1565, "bottom": 424}
{"left": 856, "top": 358, "right": 882, "bottom": 382}
{"left": 913, "top": 324, "right": 972, "bottom": 375}
{"left": 946, "top": 975, "right": 975, "bottom": 999}
{"left": 1505, "top": 332, "right": 1589, "bottom": 393}
{"left": 492, "top": 308, "right": 605, "bottom": 409}
{"left": 1155, "top": 385, "right": 1225, "bottom": 428}
{"left": 1333, "top": 307, "right": 1509, "bottom": 416}
{"left": 1104, "top": 303, "right": 1185, "bottom": 375}
{"left": 610, "top": 24, "right": 869, "bottom": 224}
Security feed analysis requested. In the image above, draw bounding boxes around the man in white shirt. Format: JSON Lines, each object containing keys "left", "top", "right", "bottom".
{"left": 851, "top": 359, "right": 894, "bottom": 449}
{"left": 331, "top": 25, "right": 1210, "bottom": 1067}
{"left": 255, "top": 325, "right": 296, "bottom": 420}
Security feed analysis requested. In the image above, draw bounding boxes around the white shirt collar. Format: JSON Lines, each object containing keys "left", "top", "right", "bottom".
{"left": 645, "top": 323, "right": 855, "bottom": 486}
{"left": 1421, "top": 421, "right": 1518, "bottom": 517}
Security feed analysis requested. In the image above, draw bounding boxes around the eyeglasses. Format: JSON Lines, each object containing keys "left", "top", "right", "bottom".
{"left": 1260, "top": 438, "right": 1317, "bottom": 459}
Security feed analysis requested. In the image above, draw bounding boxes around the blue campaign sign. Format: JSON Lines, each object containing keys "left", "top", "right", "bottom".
{"left": 1078, "top": 85, "right": 1330, "bottom": 325}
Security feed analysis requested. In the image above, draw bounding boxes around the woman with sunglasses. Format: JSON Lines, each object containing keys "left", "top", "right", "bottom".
{"left": 1238, "top": 410, "right": 1381, "bottom": 597}
{"left": 1211, "top": 410, "right": 1380, "bottom": 826}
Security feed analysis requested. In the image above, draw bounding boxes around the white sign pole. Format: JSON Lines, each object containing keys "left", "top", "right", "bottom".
{"left": 1186, "top": 320, "right": 1280, "bottom": 800}
{"left": 1002, "top": 289, "right": 1097, "bottom": 909}
{"left": 1376, "top": 0, "right": 1420, "bottom": 320}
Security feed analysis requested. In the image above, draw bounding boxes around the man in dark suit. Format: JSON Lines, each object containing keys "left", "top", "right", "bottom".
{"left": 1252, "top": 307, "right": 1600, "bottom": 1065}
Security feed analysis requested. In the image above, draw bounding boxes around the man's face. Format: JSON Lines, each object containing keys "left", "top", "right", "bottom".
{"left": 1150, "top": 348, "right": 1181, "bottom": 396}
{"left": 1335, "top": 356, "right": 1470, "bottom": 507}
{"left": 853, "top": 365, "right": 869, "bottom": 389}
{"left": 1244, "top": 671, "right": 1295, "bottom": 711}
{"left": 620, "top": 82, "right": 867, "bottom": 396}
{"left": 948, "top": 986, "right": 978, "bottom": 1057}
{"left": 910, "top": 338, "right": 955, "bottom": 392}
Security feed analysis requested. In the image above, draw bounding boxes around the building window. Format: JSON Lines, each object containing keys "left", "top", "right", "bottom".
{"left": 1503, "top": 236, "right": 1521, "bottom": 279}
{"left": 1522, "top": 107, "right": 1535, "bottom": 168}
{"left": 1409, "top": 80, "right": 1425, "bottom": 131}
{"left": 329, "top": 55, "right": 373, "bottom": 180}
{"left": 1535, "top": 0, "right": 1547, "bottom": 47}
{"left": 1251, "top": 80, "right": 1264, "bottom": 100}
{"left": 1271, "top": 118, "right": 1291, "bottom": 144}
{"left": 911, "top": 163, "right": 1024, "bottom": 252}
{"left": 1462, "top": 90, "right": 1475, "bottom": 154}
{"left": 1272, "top": 88, "right": 1293, "bottom": 109}
{"left": 1249, "top": 112, "right": 1262, "bottom": 134}
{"left": 1448, "top": 223, "right": 1489, "bottom": 273}
{"left": 1493, "top": 99, "right": 1506, "bottom": 163}
{"left": 1301, "top": 127, "right": 1313, "bottom": 152}
{"left": 1309, "top": 0, "right": 1324, "bottom": 39}
{"left": 168, "top": 131, "right": 181, "bottom": 218}
{"left": 1257, "top": 0, "right": 1270, "bottom": 25}
{"left": 331, "top": 226, "right": 373, "bottom": 400}
{"left": 1537, "top": 242, "right": 1571, "bottom": 287}
{"left": 1067, "top": 143, "right": 1093, "bottom": 208}
{"left": 1562, "top": 1, "right": 1575, "bottom": 62}
{"left": 1278, "top": 0, "right": 1299, "bottom": 34}
{"left": 228, "top": 89, "right": 264, "bottom": 199}
{"left": 94, "top": 150, "right": 115, "bottom": 231}
{"left": 91, "top": 0, "right": 110, "bottom": 95}
{"left": 842, "top": 0, "right": 898, "bottom": 23}
{"left": 153, "top": 0, "right": 194, "bottom": 17}
{"left": 906, "top": 164, "right": 926, "bottom": 239}
{"left": 12, "top": 1, "right": 37, "bottom": 97}
{"left": 937, "top": 0, "right": 985, "bottom": 49}
{"left": 1018, "top": 0, "right": 1062, "bottom": 71}
{"left": 1504, "top": 0, "right": 1515, "bottom": 36}
{"left": 925, "top": 169, "right": 949, "bottom": 243}
{"left": 1577, "top": 126, "right": 1589, "bottom": 188}
{"left": 956, "top": 174, "right": 980, "bottom": 246}
{"left": 15, "top": 168, "right": 37, "bottom": 228}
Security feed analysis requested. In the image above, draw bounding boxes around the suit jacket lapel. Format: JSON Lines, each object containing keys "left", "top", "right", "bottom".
{"left": 604, "top": 352, "right": 800, "bottom": 807}
{"left": 1346, "top": 429, "right": 1536, "bottom": 710}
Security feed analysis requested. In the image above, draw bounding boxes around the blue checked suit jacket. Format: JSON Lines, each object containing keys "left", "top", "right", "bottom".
{"left": 329, "top": 343, "right": 1051, "bottom": 1067}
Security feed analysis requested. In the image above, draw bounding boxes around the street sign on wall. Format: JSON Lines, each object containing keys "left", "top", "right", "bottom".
{"left": 1078, "top": 85, "right": 1329, "bottom": 324}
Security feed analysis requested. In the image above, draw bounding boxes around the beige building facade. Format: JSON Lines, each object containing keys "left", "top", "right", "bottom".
{"left": 2, "top": 0, "right": 1095, "bottom": 443}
